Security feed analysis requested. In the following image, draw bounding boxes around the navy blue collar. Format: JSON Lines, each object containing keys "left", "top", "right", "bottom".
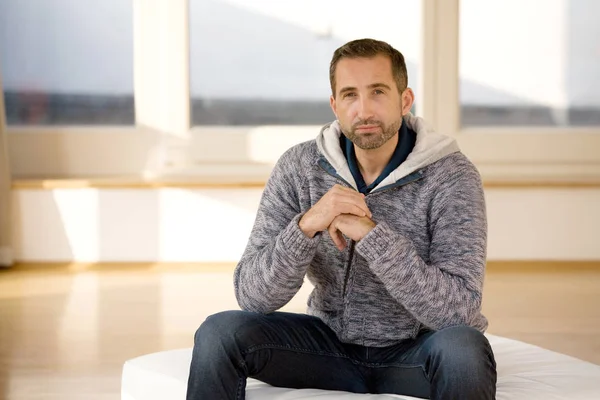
{"left": 340, "top": 121, "right": 416, "bottom": 194}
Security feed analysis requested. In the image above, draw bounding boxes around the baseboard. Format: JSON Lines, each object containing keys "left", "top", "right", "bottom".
{"left": 7, "top": 261, "right": 600, "bottom": 274}
{"left": 0, "top": 247, "right": 13, "bottom": 267}
{"left": 11, "top": 177, "right": 600, "bottom": 190}
{"left": 486, "top": 260, "right": 600, "bottom": 272}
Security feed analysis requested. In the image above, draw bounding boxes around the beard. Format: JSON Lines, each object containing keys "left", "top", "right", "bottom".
{"left": 340, "top": 118, "right": 402, "bottom": 150}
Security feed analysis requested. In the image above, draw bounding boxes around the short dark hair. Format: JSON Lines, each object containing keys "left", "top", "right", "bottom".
{"left": 329, "top": 38, "right": 408, "bottom": 97}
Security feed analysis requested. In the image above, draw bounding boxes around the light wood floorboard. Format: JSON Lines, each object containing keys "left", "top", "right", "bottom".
{"left": 0, "top": 262, "right": 598, "bottom": 399}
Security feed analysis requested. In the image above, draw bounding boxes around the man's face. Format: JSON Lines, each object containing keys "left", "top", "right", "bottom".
{"left": 330, "top": 55, "right": 407, "bottom": 150}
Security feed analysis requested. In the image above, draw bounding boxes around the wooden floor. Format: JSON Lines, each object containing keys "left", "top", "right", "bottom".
{"left": 0, "top": 262, "right": 599, "bottom": 400}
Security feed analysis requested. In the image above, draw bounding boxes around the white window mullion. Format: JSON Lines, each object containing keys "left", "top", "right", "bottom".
{"left": 418, "top": 0, "right": 437, "bottom": 126}
{"left": 434, "top": 0, "right": 460, "bottom": 135}
{"left": 420, "top": 0, "right": 460, "bottom": 135}
{"left": 133, "top": 0, "right": 190, "bottom": 134}
{"left": 133, "top": 0, "right": 191, "bottom": 173}
{"left": 0, "top": 72, "right": 13, "bottom": 266}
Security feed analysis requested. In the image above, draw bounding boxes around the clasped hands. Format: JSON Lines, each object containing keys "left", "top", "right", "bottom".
{"left": 299, "top": 184, "right": 376, "bottom": 251}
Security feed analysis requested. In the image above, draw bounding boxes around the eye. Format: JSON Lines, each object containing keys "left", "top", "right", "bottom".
{"left": 373, "top": 89, "right": 384, "bottom": 95}
{"left": 343, "top": 92, "right": 356, "bottom": 99}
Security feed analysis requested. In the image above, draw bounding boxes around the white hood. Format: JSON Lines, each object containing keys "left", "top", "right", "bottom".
{"left": 316, "top": 113, "right": 460, "bottom": 191}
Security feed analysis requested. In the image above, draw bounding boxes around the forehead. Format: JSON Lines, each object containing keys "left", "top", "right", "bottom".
{"left": 335, "top": 55, "right": 394, "bottom": 90}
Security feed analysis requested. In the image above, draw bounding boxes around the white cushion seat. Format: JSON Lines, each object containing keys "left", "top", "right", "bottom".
{"left": 121, "top": 334, "right": 600, "bottom": 400}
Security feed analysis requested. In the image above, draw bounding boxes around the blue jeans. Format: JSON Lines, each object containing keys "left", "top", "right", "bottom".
{"left": 186, "top": 311, "right": 496, "bottom": 400}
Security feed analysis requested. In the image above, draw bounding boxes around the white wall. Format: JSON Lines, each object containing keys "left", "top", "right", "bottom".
{"left": 11, "top": 187, "right": 600, "bottom": 262}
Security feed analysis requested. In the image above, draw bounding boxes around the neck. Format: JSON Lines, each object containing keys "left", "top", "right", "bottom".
{"left": 355, "top": 133, "right": 398, "bottom": 186}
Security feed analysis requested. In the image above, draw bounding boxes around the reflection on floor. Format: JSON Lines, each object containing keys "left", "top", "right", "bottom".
{"left": 0, "top": 262, "right": 598, "bottom": 399}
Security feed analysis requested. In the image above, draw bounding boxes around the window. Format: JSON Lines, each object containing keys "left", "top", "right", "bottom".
{"left": 2, "top": 0, "right": 599, "bottom": 181}
{"left": 189, "top": 0, "right": 422, "bottom": 126}
{"left": 0, "top": 0, "right": 134, "bottom": 125}
{"left": 459, "top": 0, "right": 600, "bottom": 127}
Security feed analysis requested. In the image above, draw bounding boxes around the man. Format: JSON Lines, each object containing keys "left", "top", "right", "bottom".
{"left": 187, "top": 38, "right": 497, "bottom": 400}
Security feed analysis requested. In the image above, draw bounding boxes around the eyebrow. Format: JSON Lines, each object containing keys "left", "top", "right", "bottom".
{"left": 368, "top": 83, "right": 393, "bottom": 91}
{"left": 338, "top": 82, "right": 393, "bottom": 96}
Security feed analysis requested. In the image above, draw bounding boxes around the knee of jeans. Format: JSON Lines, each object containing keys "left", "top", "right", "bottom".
{"left": 427, "top": 326, "right": 494, "bottom": 367}
{"left": 193, "top": 310, "right": 250, "bottom": 351}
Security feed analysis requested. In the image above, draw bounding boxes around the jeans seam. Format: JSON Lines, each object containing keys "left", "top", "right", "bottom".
{"left": 236, "top": 377, "right": 245, "bottom": 400}
{"left": 242, "top": 343, "right": 350, "bottom": 359}
{"left": 364, "top": 362, "right": 424, "bottom": 369}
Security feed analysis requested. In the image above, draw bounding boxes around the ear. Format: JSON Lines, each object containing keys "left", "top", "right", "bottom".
{"left": 329, "top": 95, "right": 338, "bottom": 119}
{"left": 401, "top": 88, "right": 415, "bottom": 116}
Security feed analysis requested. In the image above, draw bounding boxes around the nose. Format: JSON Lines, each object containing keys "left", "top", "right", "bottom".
{"left": 356, "top": 96, "right": 375, "bottom": 121}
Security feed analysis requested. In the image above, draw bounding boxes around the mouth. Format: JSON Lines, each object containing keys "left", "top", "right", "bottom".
{"left": 354, "top": 125, "right": 381, "bottom": 133}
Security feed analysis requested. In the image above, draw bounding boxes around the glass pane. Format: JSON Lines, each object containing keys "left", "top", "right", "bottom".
{"left": 190, "top": 0, "right": 421, "bottom": 126}
{"left": 0, "top": 0, "right": 134, "bottom": 125}
{"left": 460, "top": 0, "right": 600, "bottom": 127}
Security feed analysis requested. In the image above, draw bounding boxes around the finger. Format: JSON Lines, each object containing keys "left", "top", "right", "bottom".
{"left": 334, "top": 230, "right": 346, "bottom": 251}
{"left": 328, "top": 223, "right": 342, "bottom": 249}
{"left": 336, "top": 203, "right": 369, "bottom": 218}
{"left": 332, "top": 192, "right": 372, "bottom": 217}
{"left": 349, "top": 197, "right": 372, "bottom": 218}
{"left": 334, "top": 185, "right": 367, "bottom": 200}
{"left": 335, "top": 184, "right": 363, "bottom": 195}
{"left": 338, "top": 194, "right": 372, "bottom": 217}
{"left": 328, "top": 223, "right": 346, "bottom": 251}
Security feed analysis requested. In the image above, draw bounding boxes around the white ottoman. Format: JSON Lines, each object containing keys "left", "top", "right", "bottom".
{"left": 121, "top": 335, "right": 600, "bottom": 400}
